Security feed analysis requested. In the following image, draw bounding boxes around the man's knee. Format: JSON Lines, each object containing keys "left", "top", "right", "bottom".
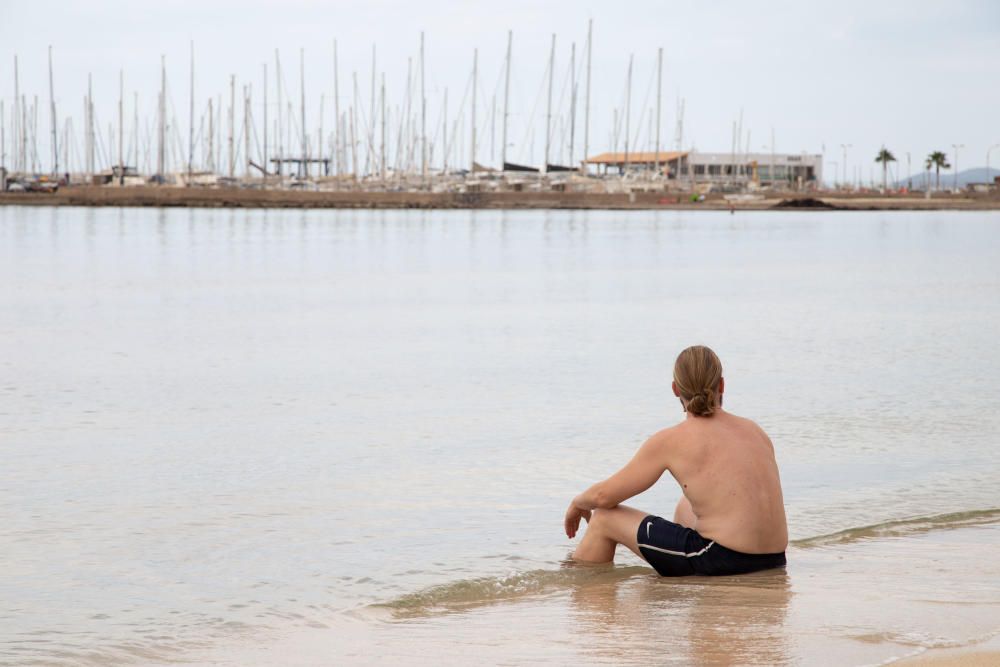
{"left": 587, "top": 508, "right": 608, "bottom": 532}
{"left": 587, "top": 507, "right": 620, "bottom": 534}
{"left": 586, "top": 506, "right": 644, "bottom": 555}
{"left": 588, "top": 506, "right": 631, "bottom": 534}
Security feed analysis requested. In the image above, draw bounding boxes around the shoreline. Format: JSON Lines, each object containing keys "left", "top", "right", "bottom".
{"left": 2, "top": 185, "right": 999, "bottom": 211}
{"left": 898, "top": 634, "right": 1000, "bottom": 665}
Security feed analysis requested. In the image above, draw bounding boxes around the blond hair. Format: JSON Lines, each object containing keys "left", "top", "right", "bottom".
{"left": 673, "top": 345, "right": 723, "bottom": 417}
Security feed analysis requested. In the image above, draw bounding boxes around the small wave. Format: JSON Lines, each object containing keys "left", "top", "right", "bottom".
{"left": 374, "top": 508, "right": 1000, "bottom": 620}
{"left": 876, "top": 627, "right": 1000, "bottom": 665}
{"left": 373, "top": 564, "right": 650, "bottom": 617}
{"left": 792, "top": 508, "right": 1000, "bottom": 549}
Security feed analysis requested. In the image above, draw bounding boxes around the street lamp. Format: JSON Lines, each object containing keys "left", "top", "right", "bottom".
{"left": 840, "top": 143, "right": 852, "bottom": 189}
{"left": 951, "top": 143, "right": 964, "bottom": 191}
{"left": 987, "top": 144, "right": 1000, "bottom": 185}
{"left": 906, "top": 152, "right": 911, "bottom": 191}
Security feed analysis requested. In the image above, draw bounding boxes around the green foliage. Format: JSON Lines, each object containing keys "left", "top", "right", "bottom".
{"left": 875, "top": 148, "right": 897, "bottom": 164}
{"left": 925, "top": 151, "right": 951, "bottom": 190}
{"left": 925, "top": 151, "right": 950, "bottom": 170}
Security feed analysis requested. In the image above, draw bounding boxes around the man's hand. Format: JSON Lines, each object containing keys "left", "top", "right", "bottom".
{"left": 564, "top": 501, "right": 592, "bottom": 539}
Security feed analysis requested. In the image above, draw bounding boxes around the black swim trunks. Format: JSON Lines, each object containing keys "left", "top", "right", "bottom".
{"left": 636, "top": 515, "right": 786, "bottom": 577}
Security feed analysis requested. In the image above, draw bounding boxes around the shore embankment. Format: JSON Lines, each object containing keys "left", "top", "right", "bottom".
{"left": 2, "top": 185, "right": 999, "bottom": 210}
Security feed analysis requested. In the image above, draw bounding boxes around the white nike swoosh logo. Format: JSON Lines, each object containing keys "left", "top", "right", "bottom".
{"left": 647, "top": 521, "right": 653, "bottom": 539}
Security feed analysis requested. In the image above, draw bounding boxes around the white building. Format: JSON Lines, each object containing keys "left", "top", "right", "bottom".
{"left": 584, "top": 150, "right": 822, "bottom": 187}
{"left": 685, "top": 151, "right": 822, "bottom": 186}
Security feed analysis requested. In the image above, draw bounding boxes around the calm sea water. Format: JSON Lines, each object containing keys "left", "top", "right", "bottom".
{"left": 1, "top": 206, "right": 998, "bottom": 665}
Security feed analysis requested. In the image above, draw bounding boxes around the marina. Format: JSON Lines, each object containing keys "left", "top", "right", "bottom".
{"left": 3, "top": 4, "right": 1000, "bottom": 666}
{"left": 4, "top": 27, "right": 995, "bottom": 205}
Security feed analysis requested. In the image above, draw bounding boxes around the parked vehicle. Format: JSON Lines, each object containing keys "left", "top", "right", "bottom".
{"left": 25, "top": 179, "right": 59, "bottom": 193}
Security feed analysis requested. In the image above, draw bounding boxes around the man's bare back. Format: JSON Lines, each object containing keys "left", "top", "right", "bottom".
{"left": 563, "top": 345, "right": 788, "bottom": 576}
{"left": 652, "top": 409, "right": 787, "bottom": 554}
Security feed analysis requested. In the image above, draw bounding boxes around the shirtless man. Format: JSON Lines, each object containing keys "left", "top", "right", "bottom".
{"left": 564, "top": 345, "right": 788, "bottom": 576}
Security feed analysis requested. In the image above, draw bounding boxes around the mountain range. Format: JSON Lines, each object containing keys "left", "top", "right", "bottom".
{"left": 892, "top": 167, "right": 999, "bottom": 189}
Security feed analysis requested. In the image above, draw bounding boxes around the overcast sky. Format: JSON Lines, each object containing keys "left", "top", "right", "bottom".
{"left": 2, "top": 0, "right": 998, "bottom": 181}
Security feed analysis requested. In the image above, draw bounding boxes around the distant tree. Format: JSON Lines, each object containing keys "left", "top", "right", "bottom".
{"left": 875, "top": 147, "right": 896, "bottom": 191}
{"left": 925, "top": 151, "right": 951, "bottom": 191}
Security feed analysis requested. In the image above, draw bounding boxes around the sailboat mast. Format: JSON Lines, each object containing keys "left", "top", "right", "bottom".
{"left": 208, "top": 98, "right": 214, "bottom": 173}
{"left": 244, "top": 85, "right": 250, "bottom": 176}
{"left": 157, "top": 58, "right": 164, "bottom": 178}
{"left": 655, "top": 47, "right": 662, "bottom": 175}
{"left": 275, "top": 49, "right": 282, "bottom": 176}
{"left": 318, "top": 93, "right": 324, "bottom": 173}
{"left": 88, "top": 72, "right": 95, "bottom": 178}
{"left": 370, "top": 44, "right": 377, "bottom": 177}
{"left": 736, "top": 107, "right": 743, "bottom": 178}
{"left": 188, "top": 41, "right": 194, "bottom": 181}
{"left": 118, "top": 69, "right": 124, "bottom": 185}
{"left": 300, "top": 48, "right": 307, "bottom": 178}
{"left": 583, "top": 20, "right": 592, "bottom": 173}
{"left": 48, "top": 46, "right": 58, "bottom": 174}
{"left": 623, "top": 54, "right": 632, "bottom": 173}
{"left": 133, "top": 91, "right": 138, "bottom": 174}
{"left": 352, "top": 71, "right": 360, "bottom": 177}
{"left": 544, "top": 34, "right": 555, "bottom": 173}
{"left": 569, "top": 42, "right": 576, "bottom": 168}
{"left": 490, "top": 93, "right": 495, "bottom": 163}
{"left": 420, "top": 32, "right": 427, "bottom": 181}
{"left": 262, "top": 63, "right": 268, "bottom": 181}
{"left": 333, "top": 41, "right": 340, "bottom": 179}
{"left": 32, "top": 107, "right": 37, "bottom": 174}
{"left": 470, "top": 48, "right": 477, "bottom": 172}
{"left": 216, "top": 93, "right": 222, "bottom": 173}
{"left": 13, "top": 55, "right": 19, "bottom": 173}
{"left": 228, "top": 75, "right": 235, "bottom": 178}
{"left": 349, "top": 105, "right": 357, "bottom": 180}
{"left": 501, "top": 30, "right": 511, "bottom": 171}
{"left": 442, "top": 88, "right": 448, "bottom": 173}
{"left": 1, "top": 100, "right": 5, "bottom": 189}
{"left": 381, "top": 72, "right": 387, "bottom": 181}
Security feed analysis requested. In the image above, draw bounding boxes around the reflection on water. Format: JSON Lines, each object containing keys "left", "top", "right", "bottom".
{"left": 204, "top": 523, "right": 1000, "bottom": 665}
{"left": 1, "top": 206, "right": 999, "bottom": 665}
{"left": 569, "top": 570, "right": 792, "bottom": 665}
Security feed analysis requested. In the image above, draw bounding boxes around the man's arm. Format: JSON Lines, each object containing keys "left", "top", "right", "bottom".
{"left": 564, "top": 430, "right": 673, "bottom": 538}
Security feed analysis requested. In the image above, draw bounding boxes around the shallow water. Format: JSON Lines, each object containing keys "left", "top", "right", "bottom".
{"left": 1, "top": 206, "right": 998, "bottom": 665}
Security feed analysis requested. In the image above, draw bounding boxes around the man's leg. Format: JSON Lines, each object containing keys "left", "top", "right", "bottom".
{"left": 572, "top": 505, "right": 648, "bottom": 563}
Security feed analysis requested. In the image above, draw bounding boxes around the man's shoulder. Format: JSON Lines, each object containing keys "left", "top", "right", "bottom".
{"left": 720, "top": 410, "right": 765, "bottom": 430}
{"left": 648, "top": 421, "right": 694, "bottom": 449}
{"left": 652, "top": 421, "right": 687, "bottom": 438}
{"left": 725, "top": 413, "right": 774, "bottom": 447}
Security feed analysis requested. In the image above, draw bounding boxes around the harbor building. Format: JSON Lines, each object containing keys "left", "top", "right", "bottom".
{"left": 584, "top": 150, "right": 822, "bottom": 187}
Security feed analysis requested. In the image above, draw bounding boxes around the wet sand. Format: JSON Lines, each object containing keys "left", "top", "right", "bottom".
{"left": 1, "top": 184, "right": 998, "bottom": 210}
{"left": 186, "top": 520, "right": 1000, "bottom": 666}
{"left": 900, "top": 634, "right": 1000, "bottom": 665}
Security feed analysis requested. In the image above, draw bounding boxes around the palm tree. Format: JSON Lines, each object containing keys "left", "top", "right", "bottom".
{"left": 875, "top": 147, "right": 896, "bottom": 191}
{"left": 925, "top": 151, "right": 951, "bottom": 191}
